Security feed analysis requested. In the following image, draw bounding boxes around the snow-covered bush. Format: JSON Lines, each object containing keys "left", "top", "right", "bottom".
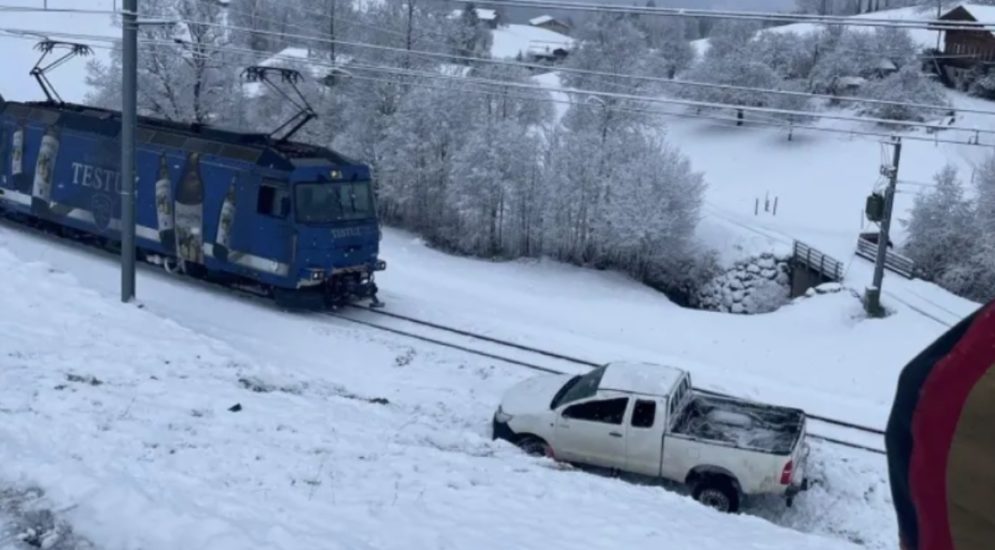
{"left": 696, "top": 254, "right": 792, "bottom": 314}
{"left": 859, "top": 65, "right": 951, "bottom": 122}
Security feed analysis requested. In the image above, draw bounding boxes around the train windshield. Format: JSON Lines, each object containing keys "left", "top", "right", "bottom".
{"left": 295, "top": 181, "right": 374, "bottom": 224}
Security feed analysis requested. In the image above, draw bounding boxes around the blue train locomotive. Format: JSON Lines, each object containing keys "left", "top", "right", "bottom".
{"left": 0, "top": 50, "right": 384, "bottom": 309}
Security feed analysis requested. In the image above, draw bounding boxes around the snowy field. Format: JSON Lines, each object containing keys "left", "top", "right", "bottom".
{"left": 0, "top": 222, "right": 900, "bottom": 550}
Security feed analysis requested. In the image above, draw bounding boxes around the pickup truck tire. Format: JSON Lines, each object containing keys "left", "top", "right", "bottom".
{"left": 692, "top": 478, "right": 740, "bottom": 514}
{"left": 516, "top": 435, "right": 554, "bottom": 459}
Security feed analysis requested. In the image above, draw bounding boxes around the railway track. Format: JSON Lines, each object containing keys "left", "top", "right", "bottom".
{"left": 0, "top": 212, "right": 890, "bottom": 456}
{"left": 331, "top": 306, "right": 889, "bottom": 455}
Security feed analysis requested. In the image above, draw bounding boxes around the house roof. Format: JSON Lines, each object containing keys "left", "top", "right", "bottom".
{"left": 597, "top": 362, "right": 686, "bottom": 396}
{"left": 449, "top": 7, "right": 497, "bottom": 21}
{"left": 938, "top": 4, "right": 995, "bottom": 37}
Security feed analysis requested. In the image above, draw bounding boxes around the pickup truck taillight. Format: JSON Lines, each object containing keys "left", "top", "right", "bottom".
{"left": 780, "top": 460, "right": 794, "bottom": 485}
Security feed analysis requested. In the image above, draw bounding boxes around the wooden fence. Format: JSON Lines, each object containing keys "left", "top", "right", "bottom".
{"left": 856, "top": 235, "right": 917, "bottom": 279}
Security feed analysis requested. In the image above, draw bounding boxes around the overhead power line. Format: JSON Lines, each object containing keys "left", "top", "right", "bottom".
{"left": 0, "top": 21, "right": 990, "bottom": 148}
{"left": 164, "top": 15, "right": 995, "bottom": 128}
{"left": 129, "top": 35, "right": 995, "bottom": 147}
{"left": 171, "top": 18, "right": 995, "bottom": 136}
{"left": 229, "top": 3, "right": 988, "bottom": 117}
{"left": 0, "top": 5, "right": 120, "bottom": 16}
{"left": 449, "top": 0, "right": 995, "bottom": 32}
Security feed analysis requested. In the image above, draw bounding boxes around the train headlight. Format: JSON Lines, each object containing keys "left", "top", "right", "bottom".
{"left": 307, "top": 268, "right": 325, "bottom": 280}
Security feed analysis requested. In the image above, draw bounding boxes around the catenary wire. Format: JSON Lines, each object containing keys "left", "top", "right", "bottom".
{"left": 152, "top": 16, "right": 995, "bottom": 138}
{"left": 185, "top": 6, "right": 995, "bottom": 120}
{"left": 449, "top": 0, "right": 995, "bottom": 31}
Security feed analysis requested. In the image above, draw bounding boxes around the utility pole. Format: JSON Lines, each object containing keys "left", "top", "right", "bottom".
{"left": 329, "top": 0, "right": 336, "bottom": 63}
{"left": 864, "top": 137, "right": 902, "bottom": 317}
{"left": 121, "top": 0, "right": 137, "bottom": 303}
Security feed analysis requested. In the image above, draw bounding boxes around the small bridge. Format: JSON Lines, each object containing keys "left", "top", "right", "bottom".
{"left": 790, "top": 241, "right": 846, "bottom": 297}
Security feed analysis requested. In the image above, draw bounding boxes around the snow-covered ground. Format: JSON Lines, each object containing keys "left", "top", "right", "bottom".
{"left": 0, "top": 222, "right": 893, "bottom": 550}
{"left": 692, "top": 5, "right": 946, "bottom": 59}
{"left": 0, "top": 0, "right": 117, "bottom": 103}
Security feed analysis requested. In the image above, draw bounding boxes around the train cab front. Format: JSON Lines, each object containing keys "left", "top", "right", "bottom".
{"left": 288, "top": 165, "right": 386, "bottom": 308}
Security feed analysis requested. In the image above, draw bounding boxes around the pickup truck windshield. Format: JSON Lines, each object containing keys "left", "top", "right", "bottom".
{"left": 551, "top": 366, "right": 606, "bottom": 409}
{"left": 296, "top": 181, "right": 374, "bottom": 224}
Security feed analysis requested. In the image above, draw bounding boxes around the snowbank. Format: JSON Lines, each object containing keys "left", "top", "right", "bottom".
{"left": 0, "top": 234, "right": 862, "bottom": 550}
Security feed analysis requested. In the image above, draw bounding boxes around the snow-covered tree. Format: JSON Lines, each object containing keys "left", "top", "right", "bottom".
{"left": 87, "top": 0, "right": 243, "bottom": 124}
{"left": 636, "top": 14, "right": 695, "bottom": 78}
{"left": 809, "top": 27, "right": 921, "bottom": 95}
{"left": 680, "top": 53, "right": 802, "bottom": 125}
{"left": 903, "top": 165, "right": 976, "bottom": 280}
{"left": 448, "top": 3, "right": 493, "bottom": 60}
{"left": 904, "top": 160, "right": 995, "bottom": 302}
{"left": 448, "top": 120, "right": 543, "bottom": 256}
{"left": 751, "top": 31, "right": 820, "bottom": 81}
{"left": 705, "top": 20, "right": 762, "bottom": 61}
{"left": 859, "top": 64, "right": 951, "bottom": 122}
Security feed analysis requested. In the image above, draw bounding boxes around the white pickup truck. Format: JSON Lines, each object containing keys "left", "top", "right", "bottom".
{"left": 492, "top": 361, "right": 809, "bottom": 513}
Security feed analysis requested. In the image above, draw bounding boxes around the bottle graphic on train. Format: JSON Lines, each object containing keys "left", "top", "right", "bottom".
{"left": 154, "top": 153, "right": 176, "bottom": 254}
{"left": 10, "top": 123, "right": 25, "bottom": 192}
{"left": 214, "top": 175, "right": 238, "bottom": 263}
{"left": 31, "top": 125, "right": 60, "bottom": 216}
{"left": 174, "top": 152, "right": 204, "bottom": 267}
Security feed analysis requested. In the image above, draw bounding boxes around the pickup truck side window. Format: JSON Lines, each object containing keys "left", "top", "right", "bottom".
{"left": 563, "top": 397, "right": 629, "bottom": 425}
{"left": 632, "top": 400, "right": 656, "bottom": 428}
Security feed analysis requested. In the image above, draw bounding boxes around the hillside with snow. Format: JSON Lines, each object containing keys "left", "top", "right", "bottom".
{"left": 0, "top": 221, "right": 897, "bottom": 550}
{"left": 692, "top": 5, "right": 947, "bottom": 59}
{"left": 2, "top": 3, "right": 992, "bottom": 549}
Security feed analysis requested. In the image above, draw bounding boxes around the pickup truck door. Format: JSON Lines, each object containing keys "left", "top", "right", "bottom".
{"left": 554, "top": 397, "right": 629, "bottom": 470}
{"left": 624, "top": 398, "right": 667, "bottom": 477}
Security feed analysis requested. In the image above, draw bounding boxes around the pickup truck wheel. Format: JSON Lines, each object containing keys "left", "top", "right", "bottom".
{"left": 692, "top": 479, "right": 740, "bottom": 514}
{"left": 516, "top": 436, "right": 553, "bottom": 459}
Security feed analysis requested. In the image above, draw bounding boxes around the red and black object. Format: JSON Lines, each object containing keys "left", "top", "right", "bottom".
{"left": 886, "top": 298, "right": 995, "bottom": 550}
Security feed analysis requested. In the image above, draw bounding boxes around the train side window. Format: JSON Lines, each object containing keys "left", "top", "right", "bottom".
{"left": 257, "top": 184, "right": 290, "bottom": 218}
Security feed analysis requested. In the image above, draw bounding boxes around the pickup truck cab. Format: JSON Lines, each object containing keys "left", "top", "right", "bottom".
{"left": 492, "top": 361, "right": 809, "bottom": 513}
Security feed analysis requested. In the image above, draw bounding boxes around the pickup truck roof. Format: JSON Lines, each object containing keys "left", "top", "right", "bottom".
{"left": 599, "top": 362, "right": 686, "bottom": 397}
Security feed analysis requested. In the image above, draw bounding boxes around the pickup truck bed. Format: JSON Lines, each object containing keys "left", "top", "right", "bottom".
{"left": 671, "top": 392, "right": 806, "bottom": 455}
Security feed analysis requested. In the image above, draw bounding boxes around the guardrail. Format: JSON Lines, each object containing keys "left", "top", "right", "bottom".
{"left": 856, "top": 235, "right": 917, "bottom": 279}
{"left": 793, "top": 241, "right": 845, "bottom": 282}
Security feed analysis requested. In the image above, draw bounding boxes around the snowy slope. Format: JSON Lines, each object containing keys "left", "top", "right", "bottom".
{"left": 0, "top": 226, "right": 878, "bottom": 550}
{"left": 764, "top": 6, "right": 945, "bottom": 49}
{"left": 692, "top": 5, "right": 946, "bottom": 57}
{"left": 490, "top": 24, "right": 573, "bottom": 60}
{"left": 0, "top": 0, "right": 117, "bottom": 103}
